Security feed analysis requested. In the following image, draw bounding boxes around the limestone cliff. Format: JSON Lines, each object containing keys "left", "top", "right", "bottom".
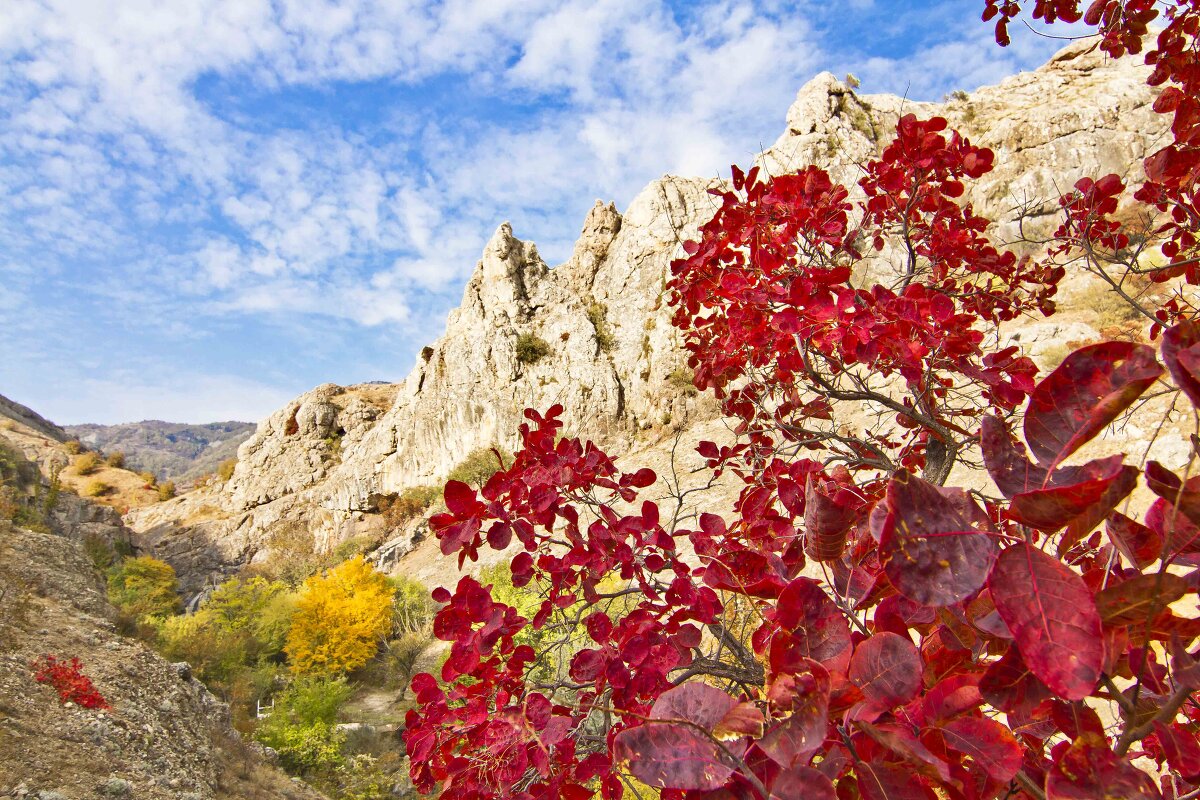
{"left": 126, "top": 41, "right": 1169, "bottom": 594}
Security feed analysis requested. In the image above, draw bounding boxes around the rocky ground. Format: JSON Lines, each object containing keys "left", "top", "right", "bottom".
{"left": 0, "top": 520, "right": 325, "bottom": 800}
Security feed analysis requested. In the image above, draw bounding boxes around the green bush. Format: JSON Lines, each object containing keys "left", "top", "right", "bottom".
{"left": 447, "top": 447, "right": 510, "bottom": 488}
{"left": 107, "top": 556, "right": 180, "bottom": 621}
{"left": 217, "top": 458, "right": 237, "bottom": 482}
{"left": 514, "top": 332, "right": 551, "bottom": 365}
{"left": 156, "top": 481, "right": 176, "bottom": 501}
{"left": 64, "top": 440, "right": 83, "bottom": 455}
{"left": 73, "top": 451, "right": 101, "bottom": 476}
{"left": 104, "top": 451, "right": 125, "bottom": 468}
{"left": 156, "top": 576, "right": 296, "bottom": 690}
{"left": 83, "top": 533, "right": 118, "bottom": 572}
{"left": 253, "top": 676, "right": 354, "bottom": 775}
{"left": 138, "top": 470, "right": 157, "bottom": 487}
{"left": 586, "top": 301, "right": 616, "bottom": 352}
{"left": 668, "top": 366, "right": 698, "bottom": 396}
{"left": 83, "top": 479, "right": 110, "bottom": 497}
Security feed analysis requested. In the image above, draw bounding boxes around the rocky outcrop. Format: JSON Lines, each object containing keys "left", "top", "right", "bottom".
{"left": 126, "top": 41, "right": 1169, "bottom": 593}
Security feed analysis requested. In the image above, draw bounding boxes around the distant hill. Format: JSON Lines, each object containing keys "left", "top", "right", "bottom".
{"left": 63, "top": 420, "right": 257, "bottom": 483}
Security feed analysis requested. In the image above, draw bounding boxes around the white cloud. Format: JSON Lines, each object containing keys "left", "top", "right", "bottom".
{"left": 0, "top": 0, "right": 1075, "bottom": 422}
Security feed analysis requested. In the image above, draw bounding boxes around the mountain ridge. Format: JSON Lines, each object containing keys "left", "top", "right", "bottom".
{"left": 64, "top": 420, "right": 257, "bottom": 484}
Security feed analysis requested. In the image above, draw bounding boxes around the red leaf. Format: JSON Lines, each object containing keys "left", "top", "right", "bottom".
{"left": 768, "top": 766, "right": 835, "bottom": 800}
{"left": 1162, "top": 320, "right": 1200, "bottom": 408}
{"left": 443, "top": 480, "right": 478, "bottom": 516}
{"left": 1106, "top": 513, "right": 1162, "bottom": 569}
{"left": 1045, "top": 733, "right": 1161, "bottom": 799}
{"left": 1145, "top": 465, "right": 1200, "bottom": 556}
{"left": 849, "top": 632, "right": 923, "bottom": 708}
{"left": 939, "top": 717, "right": 1022, "bottom": 782}
{"left": 613, "top": 683, "right": 744, "bottom": 791}
{"left": 919, "top": 673, "right": 982, "bottom": 726}
{"left": 804, "top": 469, "right": 863, "bottom": 562}
{"left": 856, "top": 721, "right": 952, "bottom": 785}
{"left": 1155, "top": 721, "right": 1200, "bottom": 779}
{"left": 988, "top": 545, "right": 1103, "bottom": 700}
{"left": 760, "top": 659, "right": 830, "bottom": 769}
{"left": 983, "top": 415, "right": 1138, "bottom": 534}
{"left": 880, "top": 471, "right": 996, "bottom": 607}
{"left": 980, "top": 646, "right": 1052, "bottom": 716}
{"left": 775, "top": 578, "right": 853, "bottom": 671}
{"left": 650, "top": 682, "right": 738, "bottom": 730}
{"left": 438, "top": 517, "right": 481, "bottom": 556}
{"left": 856, "top": 762, "right": 936, "bottom": 800}
{"left": 713, "top": 701, "right": 764, "bottom": 740}
{"left": 613, "top": 723, "right": 740, "bottom": 791}
{"left": 1094, "top": 573, "right": 1189, "bottom": 626}
{"left": 1023, "top": 342, "right": 1161, "bottom": 469}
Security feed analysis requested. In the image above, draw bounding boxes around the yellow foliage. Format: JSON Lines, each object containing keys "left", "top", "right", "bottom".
{"left": 285, "top": 556, "right": 395, "bottom": 676}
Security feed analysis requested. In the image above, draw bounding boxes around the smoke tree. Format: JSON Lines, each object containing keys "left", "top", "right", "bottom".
{"left": 405, "top": 6, "right": 1200, "bottom": 799}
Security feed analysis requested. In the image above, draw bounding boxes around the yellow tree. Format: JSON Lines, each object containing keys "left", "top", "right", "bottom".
{"left": 285, "top": 555, "right": 395, "bottom": 676}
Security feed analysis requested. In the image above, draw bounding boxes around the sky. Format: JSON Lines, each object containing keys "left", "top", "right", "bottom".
{"left": 0, "top": 0, "right": 1079, "bottom": 425}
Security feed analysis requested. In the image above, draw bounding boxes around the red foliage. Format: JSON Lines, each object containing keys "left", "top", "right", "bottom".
{"left": 404, "top": 11, "right": 1200, "bottom": 799}
{"left": 987, "top": 0, "right": 1200, "bottom": 337}
{"left": 31, "top": 654, "right": 110, "bottom": 710}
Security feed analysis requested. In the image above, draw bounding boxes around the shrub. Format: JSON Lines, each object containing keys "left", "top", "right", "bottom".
{"left": 514, "top": 332, "right": 551, "bottom": 365}
{"left": 73, "top": 451, "right": 101, "bottom": 475}
{"left": 63, "top": 439, "right": 82, "bottom": 455}
{"left": 138, "top": 470, "right": 157, "bottom": 487}
{"left": 104, "top": 451, "right": 125, "bottom": 468}
{"left": 157, "top": 577, "right": 296, "bottom": 692}
{"left": 106, "top": 556, "right": 179, "bottom": 621}
{"left": 378, "top": 485, "right": 440, "bottom": 526}
{"left": 253, "top": 676, "right": 354, "bottom": 776}
{"left": 158, "top": 613, "right": 253, "bottom": 686}
{"left": 30, "top": 655, "right": 110, "bottom": 710}
{"left": 285, "top": 556, "right": 395, "bottom": 676}
{"left": 156, "top": 481, "right": 176, "bottom": 501}
{"left": 216, "top": 458, "right": 237, "bottom": 482}
{"left": 82, "top": 533, "right": 118, "bottom": 572}
{"left": 257, "top": 521, "right": 327, "bottom": 587}
{"left": 585, "top": 301, "right": 616, "bottom": 352}
{"left": 82, "top": 479, "right": 110, "bottom": 497}
{"left": 667, "top": 366, "right": 697, "bottom": 395}
{"left": 446, "top": 447, "right": 510, "bottom": 488}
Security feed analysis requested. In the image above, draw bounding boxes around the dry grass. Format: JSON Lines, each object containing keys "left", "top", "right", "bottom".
{"left": 334, "top": 382, "right": 401, "bottom": 412}
{"left": 59, "top": 452, "right": 161, "bottom": 510}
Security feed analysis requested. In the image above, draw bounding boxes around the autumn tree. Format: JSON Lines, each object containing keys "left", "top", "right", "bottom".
{"left": 286, "top": 556, "right": 395, "bottom": 676}
{"left": 404, "top": 6, "right": 1200, "bottom": 799}
{"left": 106, "top": 555, "right": 180, "bottom": 621}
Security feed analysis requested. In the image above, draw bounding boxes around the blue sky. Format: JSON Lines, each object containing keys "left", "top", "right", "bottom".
{"left": 0, "top": 0, "right": 1075, "bottom": 424}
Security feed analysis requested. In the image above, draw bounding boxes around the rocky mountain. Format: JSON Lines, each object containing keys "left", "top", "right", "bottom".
{"left": 127, "top": 41, "right": 1177, "bottom": 596}
{"left": 64, "top": 421, "right": 257, "bottom": 484}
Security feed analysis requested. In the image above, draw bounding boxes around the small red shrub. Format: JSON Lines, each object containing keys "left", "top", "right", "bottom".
{"left": 31, "top": 654, "right": 111, "bottom": 710}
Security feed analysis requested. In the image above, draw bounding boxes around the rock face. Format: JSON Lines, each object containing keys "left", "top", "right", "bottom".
{"left": 126, "top": 42, "right": 1167, "bottom": 593}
